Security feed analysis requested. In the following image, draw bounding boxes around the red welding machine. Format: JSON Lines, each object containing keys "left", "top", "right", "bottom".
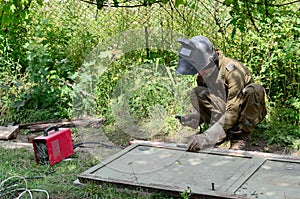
{"left": 32, "top": 126, "right": 74, "bottom": 165}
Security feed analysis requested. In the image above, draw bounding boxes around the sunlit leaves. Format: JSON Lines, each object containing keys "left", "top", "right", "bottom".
{"left": 0, "top": 0, "right": 43, "bottom": 26}
{"left": 174, "top": 0, "right": 186, "bottom": 7}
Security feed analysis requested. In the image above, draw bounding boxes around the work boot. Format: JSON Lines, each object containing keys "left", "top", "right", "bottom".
{"left": 230, "top": 139, "right": 249, "bottom": 150}
{"left": 229, "top": 130, "right": 251, "bottom": 150}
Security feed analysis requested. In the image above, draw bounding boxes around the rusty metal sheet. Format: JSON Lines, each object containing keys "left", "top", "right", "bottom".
{"left": 78, "top": 144, "right": 300, "bottom": 199}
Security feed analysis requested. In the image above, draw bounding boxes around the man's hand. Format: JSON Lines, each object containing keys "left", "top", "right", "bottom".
{"left": 186, "top": 121, "right": 227, "bottom": 152}
{"left": 186, "top": 134, "right": 207, "bottom": 152}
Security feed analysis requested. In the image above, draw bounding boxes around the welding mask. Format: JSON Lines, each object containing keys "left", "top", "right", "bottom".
{"left": 176, "top": 36, "right": 218, "bottom": 75}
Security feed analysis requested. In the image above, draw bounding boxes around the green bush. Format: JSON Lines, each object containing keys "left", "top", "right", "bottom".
{"left": 0, "top": 0, "right": 298, "bottom": 150}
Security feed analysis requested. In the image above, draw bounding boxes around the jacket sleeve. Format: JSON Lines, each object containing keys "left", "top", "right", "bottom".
{"left": 223, "top": 64, "right": 247, "bottom": 131}
{"left": 196, "top": 74, "right": 207, "bottom": 87}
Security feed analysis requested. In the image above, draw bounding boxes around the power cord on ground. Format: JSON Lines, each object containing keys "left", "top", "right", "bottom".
{"left": 73, "top": 141, "right": 125, "bottom": 149}
{"left": 0, "top": 176, "right": 50, "bottom": 199}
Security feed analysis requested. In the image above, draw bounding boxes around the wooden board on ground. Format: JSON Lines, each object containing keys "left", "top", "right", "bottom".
{"left": 0, "top": 126, "right": 19, "bottom": 140}
{"left": 78, "top": 143, "right": 300, "bottom": 199}
{"left": 19, "top": 118, "right": 104, "bottom": 132}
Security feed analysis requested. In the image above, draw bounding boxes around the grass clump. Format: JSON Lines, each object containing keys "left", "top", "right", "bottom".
{"left": 0, "top": 147, "right": 172, "bottom": 199}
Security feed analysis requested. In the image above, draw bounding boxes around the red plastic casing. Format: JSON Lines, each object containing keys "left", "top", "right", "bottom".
{"left": 32, "top": 128, "right": 74, "bottom": 166}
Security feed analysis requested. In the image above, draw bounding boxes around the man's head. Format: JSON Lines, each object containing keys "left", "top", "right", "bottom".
{"left": 176, "top": 36, "right": 218, "bottom": 75}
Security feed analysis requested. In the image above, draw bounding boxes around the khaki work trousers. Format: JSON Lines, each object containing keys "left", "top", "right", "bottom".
{"left": 190, "top": 83, "right": 267, "bottom": 133}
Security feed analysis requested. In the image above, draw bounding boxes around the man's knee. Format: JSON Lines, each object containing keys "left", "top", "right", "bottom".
{"left": 243, "top": 83, "right": 265, "bottom": 100}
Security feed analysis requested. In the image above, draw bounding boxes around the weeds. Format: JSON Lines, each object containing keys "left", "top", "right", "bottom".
{"left": 0, "top": 146, "right": 176, "bottom": 199}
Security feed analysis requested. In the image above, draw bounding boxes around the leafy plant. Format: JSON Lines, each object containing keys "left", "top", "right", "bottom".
{"left": 180, "top": 186, "right": 193, "bottom": 199}
{"left": 0, "top": 0, "right": 299, "bottom": 150}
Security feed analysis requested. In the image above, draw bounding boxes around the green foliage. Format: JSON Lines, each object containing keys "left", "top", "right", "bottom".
{"left": 0, "top": 22, "right": 74, "bottom": 123}
{"left": 0, "top": 0, "right": 99, "bottom": 124}
{"left": 94, "top": 49, "right": 193, "bottom": 137}
{"left": 221, "top": 0, "right": 299, "bottom": 146}
{"left": 261, "top": 99, "right": 300, "bottom": 147}
{"left": 180, "top": 186, "right": 193, "bottom": 199}
{"left": 0, "top": 1, "right": 299, "bottom": 198}
{"left": 0, "top": 0, "right": 299, "bottom": 149}
{"left": 1, "top": 2, "right": 33, "bottom": 123}
{"left": 0, "top": 0, "right": 43, "bottom": 27}
{"left": 175, "top": 0, "right": 187, "bottom": 7}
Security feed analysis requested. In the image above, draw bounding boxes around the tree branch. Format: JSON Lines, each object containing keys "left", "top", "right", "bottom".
{"left": 199, "top": 1, "right": 226, "bottom": 37}
{"left": 246, "top": 0, "right": 300, "bottom": 7}
{"left": 264, "top": 0, "right": 269, "bottom": 17}
{"left": 78, "top": 0, "right": 163, "bottom": 8}
{"left": 169, "top": 0, "right": 187, "bottom": 22}
{"left": 245, "top": 0, "right": 260, "bottom": 34}
{"left": 158, "top": 2, "right": 173, "bottom": 20}
{"left": 79, "top": 0, "right": 97, "bottom": 6}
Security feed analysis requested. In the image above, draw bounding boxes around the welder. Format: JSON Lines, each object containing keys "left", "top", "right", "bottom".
{"left": 175, "top": 36, "right": 267, "bottom": 151}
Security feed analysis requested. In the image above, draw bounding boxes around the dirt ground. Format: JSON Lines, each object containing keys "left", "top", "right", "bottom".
{"left": 1, "top": 127, "right": 299, "bottom": 199}
{"left": 1, "top": 126, "right": 299, "bottom": 159}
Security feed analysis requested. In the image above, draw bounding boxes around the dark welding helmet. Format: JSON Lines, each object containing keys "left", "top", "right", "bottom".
{"left": 176, "top": 36, "right": 218, "bottom": 75}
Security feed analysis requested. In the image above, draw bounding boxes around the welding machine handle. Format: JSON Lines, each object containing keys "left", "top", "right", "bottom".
{"left": 44, "top": 126, "right": 59, "bottom": 136}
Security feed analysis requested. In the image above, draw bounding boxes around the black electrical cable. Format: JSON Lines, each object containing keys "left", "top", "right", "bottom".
{"left": 0, "top": 168, "right": 55, "bottom": 198}
{"left": 0, "top": 179, "right": 18, "bottom": 197}
{"left": 73, "top": 141, "right": 125, "bottom": 149}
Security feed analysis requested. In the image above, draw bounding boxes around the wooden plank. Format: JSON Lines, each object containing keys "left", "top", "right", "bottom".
{"left": 0, "top": 126, "right": 19, "bottom": 140}
{"left": 0, "top": 141, "right": 32, "bottom": 149}
{"left": 19, "top": 118, "right": 104, "bottom": 132}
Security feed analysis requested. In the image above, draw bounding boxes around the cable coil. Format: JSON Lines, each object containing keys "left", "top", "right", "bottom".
{"left": 0, "top": 176, "right": 49, "bottom": 199}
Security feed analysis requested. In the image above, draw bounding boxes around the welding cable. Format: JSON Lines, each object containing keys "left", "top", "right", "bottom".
{"left": 17, "top": 188, "right": 49, "bottom": 199}
{"left": 0, "top": 176, "right": 28, "bottom": 198}
{"left": 0, "top": 179, "right": 20, "bottom": 197}
{"left": 0, "top": 176, "right": 49, "bottom": 199}
{"left": 0, "top": 164, "right": 53, "bottom": 197}
{"left": 73, "top": 141, "right": 125, "bottom": 149}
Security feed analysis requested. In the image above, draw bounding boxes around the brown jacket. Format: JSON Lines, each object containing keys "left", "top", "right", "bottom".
{"left": 197, "top": 51, "right": 253, "bottom": 132}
